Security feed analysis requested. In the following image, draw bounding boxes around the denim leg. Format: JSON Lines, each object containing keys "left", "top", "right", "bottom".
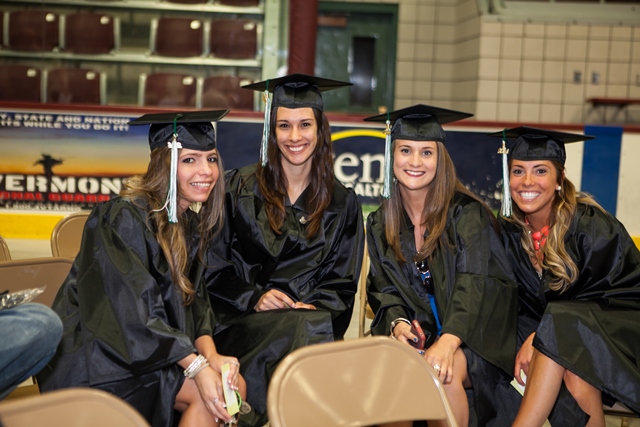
{"left": 0, "top": 303, "right": 63, "bottom": 400}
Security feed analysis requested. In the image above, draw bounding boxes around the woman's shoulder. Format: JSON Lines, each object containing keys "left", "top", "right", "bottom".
{"left": 92, "top": 196, "right": 151, "bottom": 230}
{"left": 328, "top": 179, "right": 361, "bottom": 210}
{"left": 225, "top": 164, "right": 258, "bottom": 195}
{"left": 451, "top": 191, "right": 493, "bottom": 219}
{"left": 573, "top": 202, "right": 621, "bottom": 234}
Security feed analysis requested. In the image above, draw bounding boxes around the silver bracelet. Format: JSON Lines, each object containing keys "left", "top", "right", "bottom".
{"left": 389, "top": 317, "right": 411, "bottom": 338}
{"left": 184, "top": 354, "right": 209, "bottom": 379}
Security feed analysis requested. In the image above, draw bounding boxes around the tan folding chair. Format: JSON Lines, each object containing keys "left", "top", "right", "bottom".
{"left": 0, "top": 257, "right": 73, "bottom": 307}
{"left": 267, "top": 336, "right": 458, "bottom": 427}
{"left": 0, "top": 234, "right": 11, "bottom": 261}
{"left": 50, "top": 211, "right": 90, "bottom": 258}
{"left": 358, "top": 238, "right": 373, "bottom": 337}
{"left": 0, "top": 388, "right": 150, "bottom": 427}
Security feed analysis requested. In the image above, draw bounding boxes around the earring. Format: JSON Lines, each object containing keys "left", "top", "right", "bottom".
{"left": 393, "top": 176, "right": 398, "bottom": 184}
{"left": 556, "top": 185, "right": 562, "bottom": 192}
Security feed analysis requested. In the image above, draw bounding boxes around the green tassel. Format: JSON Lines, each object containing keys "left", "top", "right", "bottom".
{"left": 154, "top": 116, "right": 181, "bottom": 223}
{"left": 260, "top": 80, "right": 271, "bottom": 166}
{"left": 499, "top": 129, "right": 512, "bottom": 218}
{"left": 167, "top": 132, "right": 179, "bottom": 223}
{"left": 381, "top": 115, "right": 392, "bottom": 199}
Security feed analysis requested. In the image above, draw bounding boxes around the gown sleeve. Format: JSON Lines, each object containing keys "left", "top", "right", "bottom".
{"left": 434, "top": 198, "right": 519, "bottom": 374}
{"left": 366, "top": 209, "right": 414, "bottom": 335}
{"left": 56, "top": 200, "right": 197, "bottom": 385}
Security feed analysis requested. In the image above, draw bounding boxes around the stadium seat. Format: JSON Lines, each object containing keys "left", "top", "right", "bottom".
{"left": 45, "top": 67, "right": 106, "bottom": 105}
{"left": 209, "top": 19, "right": 258, "bottom": 59}
{"left": 5, "top": 10, "right": 60, "bottom": 52}
{"left": 62, "top": 12, "right": 119, "bottom": 54}
{"left": 201, "top": 75, "right": 254, "bottom": 109}
{"left": 138, "top": 73, "right": 199, "bottom": 108}
{"left": 150, "top": 17, "right": 204, "bottom": 58}
{"left": 0, "top": 64, "right": 42, "bottom": 102}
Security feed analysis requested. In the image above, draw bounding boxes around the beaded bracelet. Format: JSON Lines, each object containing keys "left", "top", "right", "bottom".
{"left": 184, "top": 354, "right": 210, "bottom": 379}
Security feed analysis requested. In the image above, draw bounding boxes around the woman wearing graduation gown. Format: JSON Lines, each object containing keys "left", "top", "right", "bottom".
{"left": 364, "top": 105, "right": 519, "bottom": 427}
{"left": 494, "top": 127, "right": 640, "bottom": 427}
{"left": 206, "top": 74, "right": 364, "bottom": 426}
{"left": 37, "top": 111, "right": 246, "bottom": 427}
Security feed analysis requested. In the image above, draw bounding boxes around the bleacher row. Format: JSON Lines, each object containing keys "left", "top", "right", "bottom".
{"left": 0, "top": 11, "right": 259, "bottom": 59}
{"left": 0, "top": 7, "right": 260, "bottom": 108}
{"left": 0, "top": 65, "right": 255, "bottom": 109}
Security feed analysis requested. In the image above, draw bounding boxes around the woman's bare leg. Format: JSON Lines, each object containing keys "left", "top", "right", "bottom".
{"left": 437, "top": 348, "right": 471, "bottom": 427}
{"left": 564, "top": 371, "right": 604, "bottom": 427}
{"left": 174, "top": 378, "right": 219, "bottom": 427}
{"left": 512, "top": 350, "right": 565, "bottom": 427}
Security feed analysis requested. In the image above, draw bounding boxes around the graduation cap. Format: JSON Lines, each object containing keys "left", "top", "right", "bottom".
{"left": 128, "top": 109, "right": 229, "bottom": 151}
{"left": 363, "top": 104, "right": 473, "bottom": 199}
{"left": 242, "top": 74, "right": 352, "bottom": 166}
{"left": 128, "top": 110, "right": 229, "bottom": 223}
{"left": 488, "top": 126, "right": 595, "bottom": 217}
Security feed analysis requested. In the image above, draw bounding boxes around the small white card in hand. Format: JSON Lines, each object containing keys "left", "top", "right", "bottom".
{"left": 510, "top": 370, "right": 526, "bottom": 396}
{"left": 221, "top": 363, "right": 239, "bottom": 416}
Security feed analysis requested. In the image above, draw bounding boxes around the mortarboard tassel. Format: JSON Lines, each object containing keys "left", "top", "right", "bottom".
{"left": 154, "top": 117, "right": 182, "bottom": 223}
{"left": 260, "top": 80, "right": 272, "bottom": 166}
{"left": 499, "top": 129, "right": 512, "bottom": 218}
{"left": 167, "top": 132, "right": 181, "bottom": 223}
{"left": 381, "top": 113, "right": 392, "bottom": 199}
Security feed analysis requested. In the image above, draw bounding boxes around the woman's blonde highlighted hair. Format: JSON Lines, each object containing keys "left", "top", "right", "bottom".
{"left": 121, "top": 147, "right": 225, "bottom": 304}
{"left": 503, "top": 160, "right": 604, "bottom": 293}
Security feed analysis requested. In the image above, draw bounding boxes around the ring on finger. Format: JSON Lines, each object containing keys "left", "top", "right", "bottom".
{"left": 231, "top": 361, "right": 239, "bottom": 366}
{"left": 433, "top": 363, "right": 441, "bottom": 373}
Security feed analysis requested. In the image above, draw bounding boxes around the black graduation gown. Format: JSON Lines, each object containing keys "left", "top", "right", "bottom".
{"left": 500, "top": 203, "right": 640, "bottom": 420}
{"left": 37, "top": 198, "right": 215, "bottom": 427}
{"left": 367, "top": 192, "right": 520, "bottom": 426}
{"left": 206, "top": 164, "right": 364, "bottom": 425}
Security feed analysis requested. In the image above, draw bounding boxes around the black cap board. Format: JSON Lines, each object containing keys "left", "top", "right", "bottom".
{"left": 364, "top": 104, "right": 474, "bottom": 143}
{"left": 128, "top": 109, "right": 229, "bottom": 151}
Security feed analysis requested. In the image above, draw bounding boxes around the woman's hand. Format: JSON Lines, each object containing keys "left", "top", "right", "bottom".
{"left": 292, "top": 301, "right": 316, "bottom": 310}
{"left": 255, "top": 290, "right": 296, "bottom": 311}
{"left": 391, "top": 321, "right": 423, "bottom": 352}
{"left": 208, "top": 353, "right": 240, "bottom": 391}
{"left": 193, "top": 366, "right": 233, "bottom": 423}
{"left": 514, "top": 332, "right": 536, "bottom": 386}
{"left": 424, "top": 333, "right": 461, "bottom": 384}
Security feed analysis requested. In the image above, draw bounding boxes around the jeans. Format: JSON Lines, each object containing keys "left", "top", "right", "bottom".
{"left": 0, "top": 303, "right": 63, "bottom": 399}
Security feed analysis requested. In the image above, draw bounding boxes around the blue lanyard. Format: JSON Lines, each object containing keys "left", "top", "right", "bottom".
{"left": 418, "top": 268, "right": 442, "bottom": 336}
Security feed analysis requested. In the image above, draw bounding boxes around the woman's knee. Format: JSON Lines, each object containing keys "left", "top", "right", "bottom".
{"left": 564, "top": 370, "right": 601, "bottom": 405}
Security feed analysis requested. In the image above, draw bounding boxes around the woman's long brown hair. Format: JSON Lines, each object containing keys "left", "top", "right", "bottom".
{"left": 121, "top": 148, "right": 225, "bottom": 304}
{"left": 383, "top": 140, "right": 493, "bottom": 264}
{"left": 256, "top": 107, "right": 334, "bottom": 239}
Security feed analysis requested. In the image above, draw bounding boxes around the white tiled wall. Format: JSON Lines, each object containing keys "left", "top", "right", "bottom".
{"left": 323, "top": 0, "right": 640, "bottom": 125}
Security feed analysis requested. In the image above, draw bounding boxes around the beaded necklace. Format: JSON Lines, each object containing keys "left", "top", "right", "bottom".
{"left": 525, "top": 217, "right": 550, "bottom": 254}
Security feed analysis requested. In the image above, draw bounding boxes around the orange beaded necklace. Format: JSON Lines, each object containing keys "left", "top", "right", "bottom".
{"left": 525, "top": 217, "right": 550, "bottom": 252}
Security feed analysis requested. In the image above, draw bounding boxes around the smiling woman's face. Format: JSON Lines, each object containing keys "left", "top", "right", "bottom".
{"left": 509, "top": 159, "right": 560, "bottom": 223}
{"left": 393, "top": 139, "right": 438, "bottom": 196}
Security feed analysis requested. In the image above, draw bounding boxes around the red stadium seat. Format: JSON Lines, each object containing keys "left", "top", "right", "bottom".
{"left": 151, "top": 17, "right": 204, "bottom": 58}
{"left": 45, "top": 67, "right": 106, "bottom": 105}
{"left": 0, "top": 64, "right": 42, "bottom": 102}
{"left": 209, "top": 19, "right": 258, "bottom": 59}
{"left": 201, "top": 75, "right": 254, "bottom": 110}
{"left": 63, "top": 12, "right": 118, "bottom": 54}
{"left": 139, "top": 73, "right": 198, "bottom": 108}
{"left": 6, "top": 10, "right": 60, "bottom": 52}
